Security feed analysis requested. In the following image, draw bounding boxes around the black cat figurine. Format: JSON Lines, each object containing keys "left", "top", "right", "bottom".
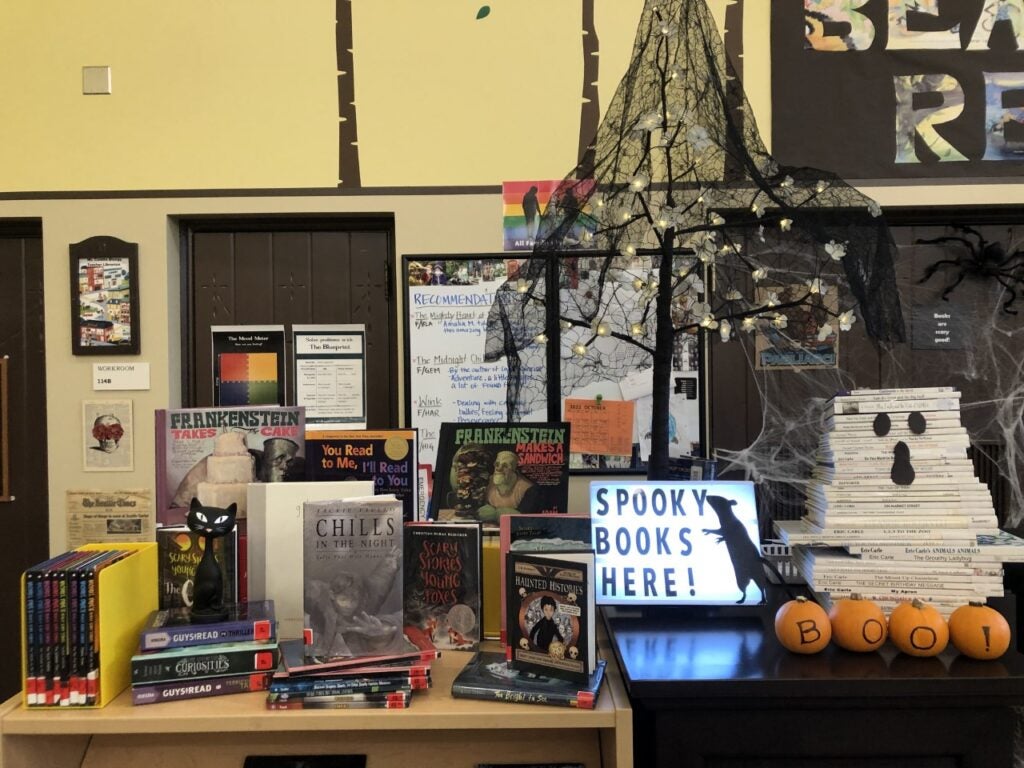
{"left": 187, "top": 498, "right": 237, "bottom": 623}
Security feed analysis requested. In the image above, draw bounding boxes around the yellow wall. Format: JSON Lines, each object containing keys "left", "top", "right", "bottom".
{"left": 0, "top": 1, "right": 1023, "bottom": 551}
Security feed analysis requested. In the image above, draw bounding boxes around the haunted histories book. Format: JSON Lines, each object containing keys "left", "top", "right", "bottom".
{"left": 302, "top": 495, "right": 407, "bottom": 661}
{"left": 403, "top": 522, "right": 482, "bottom": 650}
{"left": 305, "top": 429, "right": 420, "bottom": 522}
{"left": 499, "top": 514, "right": 591, "bottom": 644}
{"left": 506, "top": 551, "right": 596, "bottom": 684}
{"left": 430, "top": 422, "right": 570, "bottom": 526}
{"left": 156, "top": 525, "right": 237, "bottom": 611}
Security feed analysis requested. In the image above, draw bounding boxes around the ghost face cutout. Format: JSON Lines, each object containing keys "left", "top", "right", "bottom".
{"left": 872, "top": 411, "right": 926, "bottom": 486}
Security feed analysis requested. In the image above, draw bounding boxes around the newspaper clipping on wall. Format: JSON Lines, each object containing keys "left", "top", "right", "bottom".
{"left": 65, "top": 489, "right": 154, "bottom": 549}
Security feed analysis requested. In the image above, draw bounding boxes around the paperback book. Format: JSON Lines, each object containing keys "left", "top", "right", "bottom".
{"left": 130, "top": 639, "right": 280, "bottom": 685}
{"left": 506, "top": 550, "right": 595, "bottom": 684}
{"left": 430, "top": 422, "right": 570, "bottom": 526}
{"left": 452, "top": 650, "right": 605, "bottom": 709}
{"left": 131, "top": 671, "right": 272, "bottom": 705}
{"left": 266, "top": 690, "right": 411, "bottom": 710}
{"left": 403, "top": 522, "right": 482, "bottom": 650}
{"left": 155, "top": 405, "right": 306, "bottom": 525}
{"left": 303, "top": 495, "right": 406, "bottom": 660}
{"left": 138, "top": 599, "right": 276, "bottom": 651}
{"left": 305, "top": 429, "right": 420, "bottom": 522}
{"left": 156, "top": 524, "right": 237, "bottom": 610}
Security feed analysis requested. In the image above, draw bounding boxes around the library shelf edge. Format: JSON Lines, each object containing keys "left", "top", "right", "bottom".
{"left": 0, "top": 637, "right": 633, "bottom": 768}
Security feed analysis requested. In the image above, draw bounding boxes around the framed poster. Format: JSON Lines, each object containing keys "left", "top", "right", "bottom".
{"left": 82, "top": 398, "right": 134, "bottom": 472}
{"left": 404, "top": 253, "right": 708, "bottom": 473}
{"left": 70, "top": 236, "right": 140, "bottom": 356}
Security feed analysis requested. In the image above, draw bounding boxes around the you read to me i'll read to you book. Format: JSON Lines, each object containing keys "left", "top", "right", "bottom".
{"left": 303, "top": 494, "right": 407, "bottom": 661}
{"left": 430, "top": 422, "right": 570, "bottom": 525}
{"left": 403, "top": 522, "right": 482, "bottom": 650}
{"left": 506, "top": 550, "right": 596, "bottom": 685}
{"left": 305, "top": 429, "right": 419, "bottom": 523}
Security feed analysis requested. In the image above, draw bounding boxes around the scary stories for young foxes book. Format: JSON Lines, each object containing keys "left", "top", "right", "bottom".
{"left": 403, "top": 522, "right": 482, "bottom": 650}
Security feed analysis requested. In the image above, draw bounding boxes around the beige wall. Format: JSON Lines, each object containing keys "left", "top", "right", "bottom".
{"left": 0, "top": 2, "right": 1022, "bottom": 551}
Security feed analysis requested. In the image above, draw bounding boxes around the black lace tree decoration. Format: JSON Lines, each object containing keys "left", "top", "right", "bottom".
{"left": 485, "top": 0, "right": 904, "bottom": 479}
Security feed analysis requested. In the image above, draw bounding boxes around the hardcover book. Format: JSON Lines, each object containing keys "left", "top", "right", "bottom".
{"left": 452, "top": 650, "right": 605, "bottom": 709}
{"left": 130, "top": 671, "right": 271, "bottom": 705}
{"left": 247, "top": 480, "right": 375, "bottom": 639}
{"left": 155, "top": 405, "right": 307, "bottom": 525}
{"left": 266, "top": 690, "right": 411, "bottom": 710}
{"left": 506, "top": 550, "right": 596, "bottom": 684}
{"left": 156, "top": 525, "right": 237, "bottom": 611}
{"left": 303, "top": 495, "right": 406, "bottom": 660}
{"left": 430, "top": 422, "right": 570, "bottom": 526}
{"left": 403, "top": 522, "right": 482, "bottom": 650}
{"left": 278, "top": 636, "right": 439, "bottom": 675}
{"left": 138, "top": 599, "right": 276, "bottom": 651}
{"left": 305, "top": 429, "right": 420, "bottom": 522}
{"left": 498, "top": 514, "right": 591, "bottom": 644}
{"left": 130, "top": 639, "right": 279, "bottom": 685}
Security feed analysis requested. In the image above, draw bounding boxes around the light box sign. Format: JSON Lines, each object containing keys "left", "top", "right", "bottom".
{"left": 590, "top": 481, "right": 765, "bottom": 606}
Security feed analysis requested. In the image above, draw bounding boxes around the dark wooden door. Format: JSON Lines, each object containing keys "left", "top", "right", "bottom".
{"left": 0, "top": 225, "right": 49, "bottom": 698}
{"left": 186, "top": 223, "right": 397, "bottom": 427}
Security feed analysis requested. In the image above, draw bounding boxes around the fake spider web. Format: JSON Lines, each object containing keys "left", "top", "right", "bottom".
{"left": 484, "top": 0, "right": 904, "bottom": 478}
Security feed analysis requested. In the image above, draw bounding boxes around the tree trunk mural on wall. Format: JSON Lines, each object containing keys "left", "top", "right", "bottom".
{"left": 337, "top": 0, "right": 361, "bottom": 187}
{"left": 578, "top": 0, "right": 599, "bottom": 180}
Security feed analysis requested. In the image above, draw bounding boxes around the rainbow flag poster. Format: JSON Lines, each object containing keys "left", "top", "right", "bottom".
{"left": 502, "top": 180, "right": 559, "bottom": 251}
{"left": 502, "top": 179, "right": 598, "bottom": 252}
{"left": 211, "top": 325, "right": 286, "bottom": 406}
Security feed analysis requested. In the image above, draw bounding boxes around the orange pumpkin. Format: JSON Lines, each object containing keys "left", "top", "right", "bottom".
{"left": 888, "top": 599, "right": 948, "bottom": 658}
{"left": 828, "top": 594, "right": 887, "bottom": 652}
{"left": 774, "top": 596, "right": 831, "bottom": 654}
{"left": 948, "top": 602, "right": 1011, "bottom": 660}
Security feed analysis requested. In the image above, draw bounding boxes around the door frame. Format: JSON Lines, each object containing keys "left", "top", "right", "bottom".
{"left": 177, "top": 214, "right": 397, "bottom": 418}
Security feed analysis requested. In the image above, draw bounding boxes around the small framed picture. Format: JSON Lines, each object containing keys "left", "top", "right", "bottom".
{"left": 70, "top": 236, "right": 140, "bottom": 355}
{"left": 82, "top": 399, "right": 134, "bottom": 472}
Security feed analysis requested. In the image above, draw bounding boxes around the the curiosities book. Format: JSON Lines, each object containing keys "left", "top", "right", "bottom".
{"left": 403, "top": 522, "right": 482, "bottom": 650}
{"left": 506, "top": 550, "right": 596, "bottom": 684}
{"left": 302, "top": 495, "right": 406, "bottom": 661}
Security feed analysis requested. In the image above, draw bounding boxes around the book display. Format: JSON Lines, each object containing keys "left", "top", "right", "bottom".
{"left": 776, "top": 387, "right": 1023, "bottom": 616}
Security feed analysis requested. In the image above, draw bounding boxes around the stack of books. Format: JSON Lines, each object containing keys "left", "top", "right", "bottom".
{"left": 776, "top": 386, "right": 1024, "bottom": 615}
{"left": 267, "top": 636, "right": 439, "bottom": 710}
{"left": 130, "top": 600, "right": 279, "bottom": 705}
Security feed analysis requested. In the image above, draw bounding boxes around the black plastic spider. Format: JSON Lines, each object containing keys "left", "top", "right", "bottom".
{"left": 916, "top": 225, "right": 1024, "bottom": 314}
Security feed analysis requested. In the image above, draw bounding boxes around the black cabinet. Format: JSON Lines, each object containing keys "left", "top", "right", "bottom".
{"left": 604, "top": 593, "right": 1024, "bottom": 768}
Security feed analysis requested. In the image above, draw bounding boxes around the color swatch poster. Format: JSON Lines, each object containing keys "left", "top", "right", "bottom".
{"left": 211, "top": 325, "right": 286, "bottom": 406}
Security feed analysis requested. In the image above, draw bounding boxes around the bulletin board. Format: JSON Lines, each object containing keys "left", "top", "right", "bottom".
{"left": 403, "top": 254, "right": 707, "bottom": 472}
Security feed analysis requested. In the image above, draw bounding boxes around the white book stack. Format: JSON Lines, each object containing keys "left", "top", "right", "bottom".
{"left": 775, "top": 386, "right": 1017, "bottom": 616}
